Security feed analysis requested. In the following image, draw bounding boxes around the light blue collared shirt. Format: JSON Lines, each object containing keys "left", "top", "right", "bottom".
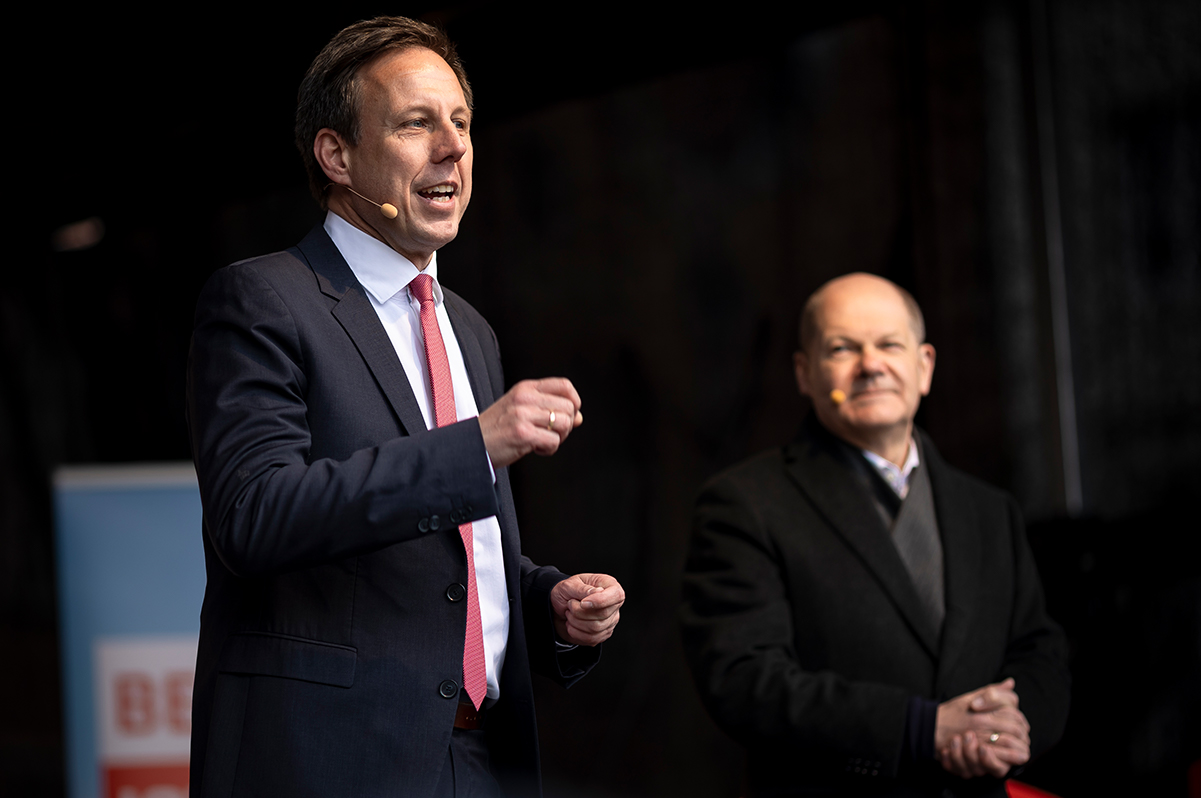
{"left": 861, "top": 438, "right": 920, "bottom": 499}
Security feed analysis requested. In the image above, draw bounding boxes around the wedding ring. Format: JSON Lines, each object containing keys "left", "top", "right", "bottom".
{"left": 547, "top": 410, "right": 556, "bottom": 431}
{"left": 989, "top": 733, "right": 1000, "bottom": 743}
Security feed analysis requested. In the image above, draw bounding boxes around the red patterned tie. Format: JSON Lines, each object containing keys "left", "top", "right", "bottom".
{"left": 409, "top": 273, "right": 487, "bottom": 710}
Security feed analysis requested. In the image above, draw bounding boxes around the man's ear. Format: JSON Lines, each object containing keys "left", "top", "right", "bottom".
{"left": 918, "top": 343, "right": 936, "bottom": 396}
{"left": 314, "top": 128, "right": 352, "bottom": 185}
{"left": 793, "top": 351, "right": 812, "bottom": 398}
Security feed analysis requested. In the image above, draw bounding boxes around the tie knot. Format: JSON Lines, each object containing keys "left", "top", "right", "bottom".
{"left": 410, "top": 273, "right": 436, "bottom": 305}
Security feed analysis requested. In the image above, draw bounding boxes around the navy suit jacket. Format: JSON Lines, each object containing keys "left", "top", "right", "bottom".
{"left": 681, "top": 418, "right": 1070, "bottom": 797}
{"left": 186, "top": 226, "right": 595, "bottom": 798}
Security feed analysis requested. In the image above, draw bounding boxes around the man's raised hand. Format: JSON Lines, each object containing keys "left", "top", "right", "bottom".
{"left": 479, "top": 378, "right": 583, "bottom": 468}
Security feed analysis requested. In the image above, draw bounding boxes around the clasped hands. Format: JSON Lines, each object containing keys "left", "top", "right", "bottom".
{"left": 936, "top": 677, "right": 1031, "bottom": 780}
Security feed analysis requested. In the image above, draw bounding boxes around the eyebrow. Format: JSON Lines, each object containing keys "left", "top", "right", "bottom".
{"left": 385, "top": 104, "right": 471, "bottom": 129}
{"left": 823, "top": 331, "right": 909, "bottom": 344}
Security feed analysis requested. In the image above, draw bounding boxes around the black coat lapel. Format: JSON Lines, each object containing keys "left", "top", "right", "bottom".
{"left": 293, "top": 226, "right": 427, "bottom": 437}
{"left": 785, "top": 419, "right": 941, "bottom": 657}
{"left": 922, "top": 432, "right": 983, "bottom": 693}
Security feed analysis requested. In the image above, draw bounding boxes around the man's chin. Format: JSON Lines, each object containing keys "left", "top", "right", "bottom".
{"left": 411, "top": 220, "right": 462, "bottom": 250}
{"left": 833, "top": 403, "right": 911, "bottom": 432}
{"left": 384, "top": 225, "right": 462, "bottom": 263}
{"left": 850, "top": 411, "right": 903, "bottom": 430}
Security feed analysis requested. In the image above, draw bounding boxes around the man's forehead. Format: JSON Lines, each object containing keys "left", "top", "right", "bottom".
{"left": 817, "top": 295, "right": 910, "bottom": 327}
{"left": 361, "top": 47, "right": 464, "bottom": 99}
{"left": 813, "top": 280, "right": 917, "bottom": 337}
{"left": 353, "top": 47, "right": 465, "bottom": 113}
{"left": 818, "top": 319, "right": 913, "bottom": 342}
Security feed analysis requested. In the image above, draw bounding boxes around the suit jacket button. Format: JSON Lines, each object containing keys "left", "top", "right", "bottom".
{"left": 449, "top": 510, "right": 460, "bottom": 523}
{"left": 438, "top": 680, "right": 458, "bottom": 699}
{"left": 429, "top": 515, "right": 441, "bottom": 531}
{"left": 418, "top": 518, "right": 430, "bottom": 533}
{"left": 446, "top": 583, "right": 466, "bottom": 602}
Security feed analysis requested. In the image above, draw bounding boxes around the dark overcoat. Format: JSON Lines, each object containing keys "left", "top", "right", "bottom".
{"left": 681, "top": 418, "right": 1070, "bottom": 797}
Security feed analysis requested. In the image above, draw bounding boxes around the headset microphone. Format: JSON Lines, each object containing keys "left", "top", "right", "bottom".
{"left": 830, "top": 389, "right": 847, "bottom": 405}
{"left": 329, "top": 183, "right": 399, "bottom": 219}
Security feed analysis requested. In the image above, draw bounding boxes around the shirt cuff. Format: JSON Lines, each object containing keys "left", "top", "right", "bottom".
{"left": 473, "top": 416, "right": 496, "bottom": 484}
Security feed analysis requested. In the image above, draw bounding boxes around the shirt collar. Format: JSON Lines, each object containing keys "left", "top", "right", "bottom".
{"left": 324, "top": 211, "right": 443, "bottom": 306}
{"left": 861, "top": 438, "right": 921, "bottom": 498}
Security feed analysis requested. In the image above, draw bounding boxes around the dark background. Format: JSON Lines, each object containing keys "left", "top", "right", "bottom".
{"left": 4, "top": 0, "right": 1199, "bottom": 795}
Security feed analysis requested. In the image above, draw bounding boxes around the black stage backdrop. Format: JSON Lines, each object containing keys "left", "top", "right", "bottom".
{"left": 5, "top": 1, "right": 1199, "bottom": 795}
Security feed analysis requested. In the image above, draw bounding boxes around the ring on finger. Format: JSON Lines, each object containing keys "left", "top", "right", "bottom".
{"left": 547, "top": 410, "right": 556, "bottom": 431}
{"left": 988, "top": 733, "right": 1000, "bottom": 743}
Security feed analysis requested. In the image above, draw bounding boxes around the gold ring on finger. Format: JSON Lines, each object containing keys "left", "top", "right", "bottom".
{"left": 548, "top": 410, "right": 556, "bottom": 431}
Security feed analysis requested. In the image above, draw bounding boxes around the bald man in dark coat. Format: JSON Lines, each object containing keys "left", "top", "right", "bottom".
{"left": 681, "top": 274, "right": 1069, "bottom": 797}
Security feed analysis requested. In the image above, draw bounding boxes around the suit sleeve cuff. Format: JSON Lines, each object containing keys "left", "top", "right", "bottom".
{"left": 900, "top": 695, "right": 939, "bottom": 771}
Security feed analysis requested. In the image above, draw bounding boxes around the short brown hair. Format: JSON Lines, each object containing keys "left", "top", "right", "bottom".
{"left": 294, "top": 16, "right": 473, "bottom": 205}
{"left": 798, "top": 274, "right": 926, "bottom": 352}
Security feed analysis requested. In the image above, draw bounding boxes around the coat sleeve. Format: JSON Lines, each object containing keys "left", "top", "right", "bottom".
{"left": 186, "top": 261, "right": 500, "bottom": 578}
{"left": 998, "top": 496, "right": 1072, "bottom": 758}
{"left": 680, "top": 472, "right": 913, "bottom": 775}
{"left": 518, "top": 558, "right": 603, "bottom": 686}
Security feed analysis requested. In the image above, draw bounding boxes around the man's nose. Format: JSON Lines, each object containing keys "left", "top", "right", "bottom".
{"left": 432, "top": 123, "right": 468, "bottom": 162}
{"left": 858, "top": 347, "right": 885, "bottom": 374}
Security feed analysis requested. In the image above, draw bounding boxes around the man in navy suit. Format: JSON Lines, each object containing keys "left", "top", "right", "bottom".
{"left": 681, "top": 274, "right": 1069, "bottom": 797}
{"left": 187, "top": 16, "right": 623, "bottom": 797}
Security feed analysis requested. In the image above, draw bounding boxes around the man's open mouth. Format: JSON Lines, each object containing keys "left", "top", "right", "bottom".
{"left": 417, "top": 184, "right": 456, "bottom": 203}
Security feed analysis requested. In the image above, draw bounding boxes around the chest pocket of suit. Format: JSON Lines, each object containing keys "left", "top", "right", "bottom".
{"left": 219, "top": 631, "right": 356, "bottom": 688}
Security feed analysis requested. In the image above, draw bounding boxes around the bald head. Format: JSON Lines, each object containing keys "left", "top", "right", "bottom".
{"left": 792, "top": 272, "right": 935, "bottom": 465}
{"left": 799, "top": 273, "right": 925, "bottom": 355}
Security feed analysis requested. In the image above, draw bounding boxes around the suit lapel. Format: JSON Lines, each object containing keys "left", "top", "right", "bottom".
{"left": 444, "top": 296, "right": 495, "bottom": 411}
{"left": 443, "top": 291, "right": 521, "bottom": 593}
{"left": 298, "top": 226, "right": 520, "bottom": 595}
{"left": 293, "top": 226, "right": 427, "bottom": 437}
{"left": 923, "top": 434, "right": 983, "bottom": 693}
{"left": 785, "top": 421, "right": 941, "bottom": 658}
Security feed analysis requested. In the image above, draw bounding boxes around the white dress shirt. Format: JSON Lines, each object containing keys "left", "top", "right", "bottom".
{"left": 324, "top": 211, "right": 509, "bottom": 701}
{"left": 862, "top": 438, "right": 921, "bottom": 499}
